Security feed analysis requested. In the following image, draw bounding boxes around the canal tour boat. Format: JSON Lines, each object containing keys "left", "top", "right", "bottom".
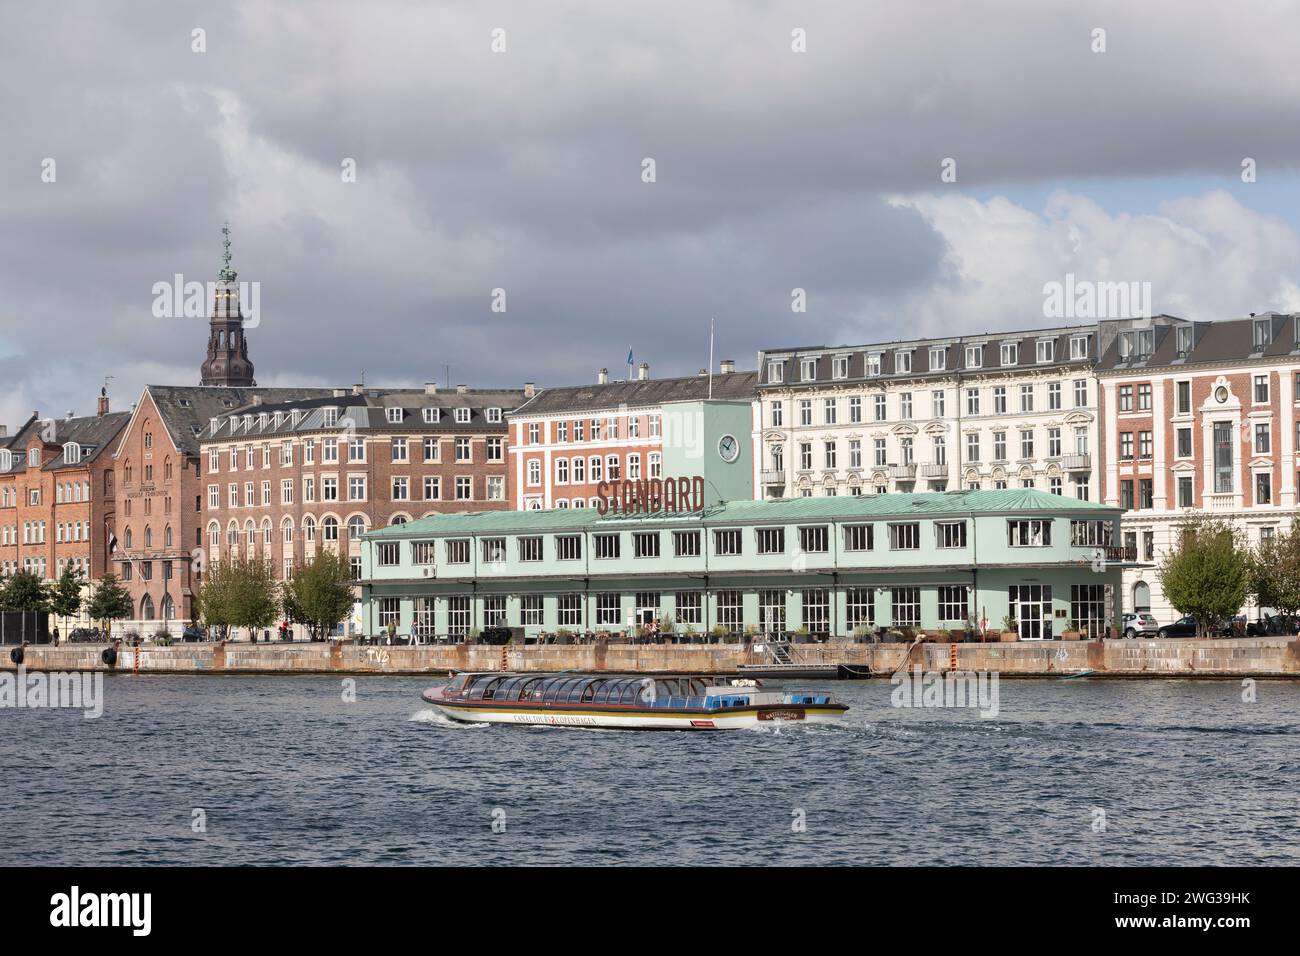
{"left": 421, "top": 672, "right": 849, "bottom": 730}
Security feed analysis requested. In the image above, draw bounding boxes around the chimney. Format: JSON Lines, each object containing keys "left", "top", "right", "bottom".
{"left": 424, "top": 382, "right": 438, "bottom": 395}
{"left": 637, "top": 362, "right": 649, "bottom": 381}
{"left": 251, "top": 395, "right": 263, "bottom": 406}
{"left": 597, "top": 368, "right": 608, "bottom": 385}
{"left": 352, "top": 383, "right": 364, "bottom": 395}
{"left": 697, "top": 368, "right": 707, "bottom": 376}
{"left": 97, "top": 389, "right": 109, "bottom": 417}
{"left": 720, "top": 359, "right": 736, "bottom": 375}
{"left": 332, "top": 388, "right": 348, "bottom": 397}
{"left": 523, "top": 382, "right": 535, "bottom": 398}
{"left": 456, "top": 384, "right": 468, "bottom": 394}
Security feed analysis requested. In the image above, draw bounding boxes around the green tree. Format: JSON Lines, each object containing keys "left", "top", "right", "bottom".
{"left": 49, "top": 563, "right": 85, "bottom": 635}
{"left": 0, "top": 569, "right": 51, "bottom": 612}
{"left": 1159, "top": 515, "right": 1248, "bottom": 636}
{"left": 197, "top": 558, "right": 280, "bottom": 640}
{"left": 86, "top": 573, "right": 133, "bottom": 627}
{"left": 280, "top": 552, "right": 356, "bottom": 640}
{"left": 1248, "top": 527, "right": 1300, "bottom": 619}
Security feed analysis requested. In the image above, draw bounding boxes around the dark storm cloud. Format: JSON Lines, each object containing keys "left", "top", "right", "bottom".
{"left": 2, "top": 0, "right": 1299, "bottom": 426}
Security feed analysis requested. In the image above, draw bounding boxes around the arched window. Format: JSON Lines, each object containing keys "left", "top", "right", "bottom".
{"left": 262, "top": 518, "right": 273, "bottom": 545}
{"left": 347, "top": 516, "right": 367, "bottom": 541}
{"left": 164, "top": 525, "right": 173, "bottom": 548}
{"left": 281, "top": 517, "right": 294, "bottom": 543}
{"left": 227, "top": 521, "right": 238, "bottom": 547}
{"left": 144, "top": 526, "right": 152, "bottom": 549}
{"left": 303, "top": 516, "right": 316, "bottom": 542}
{"left": 323, "top": 516, "right": 339, "bottom": 541}
{"left": 161, "top": 595, "right": 175, "bottom": 620}
{"left": 245, "top": 520, "right": 256, "bottom": 546}
{"left": 390, "top": 514, "right": 407, "bottom": 526}
{"left": 1133, "top": 581, "right": 1151, "bottom": 612}
{"left": 208, "top": 522, "right": 220, "bottom": 547}
{"left": 140, "top": 594, "right": 155, "bottom": 620}
{"left": 124, "top": 528, "right": 133, "bottom": 549}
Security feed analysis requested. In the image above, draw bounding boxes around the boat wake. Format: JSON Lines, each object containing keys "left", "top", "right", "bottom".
{"left": 408, "top": 709, "right": 489, "bottom": 730}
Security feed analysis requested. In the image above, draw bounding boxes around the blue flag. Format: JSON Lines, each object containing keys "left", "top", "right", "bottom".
{"left": 627, "top": 349, "right": 634, "bottom": 365}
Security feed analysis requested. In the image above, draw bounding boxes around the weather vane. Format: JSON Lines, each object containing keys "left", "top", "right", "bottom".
{"left": 218, "top": 221, "right": 237, "bottom": 281}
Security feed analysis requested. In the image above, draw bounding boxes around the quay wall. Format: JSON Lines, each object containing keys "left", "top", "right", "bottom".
{"left": 4, "top": 638, "right": 1300, "bottom": 678}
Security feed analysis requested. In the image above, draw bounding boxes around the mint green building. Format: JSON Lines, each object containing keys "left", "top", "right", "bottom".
{"left": 359, "top": 490, "right": 1132, "bottom": 641}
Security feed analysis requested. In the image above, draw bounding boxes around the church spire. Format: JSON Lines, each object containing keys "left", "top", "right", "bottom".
{"left": 200, "top": 222, "right": 256, "bottom": 387}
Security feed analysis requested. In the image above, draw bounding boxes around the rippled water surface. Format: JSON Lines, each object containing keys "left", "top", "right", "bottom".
{"left": 3, "top": 674, "right": 1298, "bottom": 865}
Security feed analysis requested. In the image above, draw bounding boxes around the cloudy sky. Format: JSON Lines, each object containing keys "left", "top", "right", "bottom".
{"left": 2, "top": 0, "right": 1300, "bottom": 427}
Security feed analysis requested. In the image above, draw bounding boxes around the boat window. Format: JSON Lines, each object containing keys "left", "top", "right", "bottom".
{"left": 518, "top": 678, "right": 543, "bottom": 701}
{"left": 559, "top": 678, "right": 584, "bottom": 701}
{"left": 581, "top": 681, "right": 602, "bottom": 703}
{"left": 495, "top": 677, "right": 525, "bottom": 701}
{"left": 568, "top": 681, "right": 590, "bottom": 702}
{"left": 481, "top": 677, "right": 506, "bottom": 700}
{"left": 620, "top": 681, "right": 643, "bottom": 704}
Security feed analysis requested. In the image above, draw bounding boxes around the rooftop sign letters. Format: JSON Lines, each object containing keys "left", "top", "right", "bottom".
{"left": 596, "top": 477, "right": 705, "bottom": 516}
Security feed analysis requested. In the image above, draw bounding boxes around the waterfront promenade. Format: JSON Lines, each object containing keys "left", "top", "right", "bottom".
{"left": 5, "top": 636, "right": 1300, "bottom": 678}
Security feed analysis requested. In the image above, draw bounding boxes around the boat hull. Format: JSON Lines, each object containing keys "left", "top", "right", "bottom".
{"left": 425, "top": 694, "right": 847, "bottom": 731}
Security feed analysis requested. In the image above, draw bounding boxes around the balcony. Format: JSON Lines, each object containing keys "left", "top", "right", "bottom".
{"left": 888, "top": 464, "right": 917, "bottom": 479}
{"left": 920, "top": 462, "right": 948, "bottom": 478}
{"left": 1063, "top": 453, "right": 1091, "bottom": 471}
{"left": 1101, "top": 545, "right": 1139, "bottom": 563}
{"left": 761, "top": 469, "right": 786, "bottom": 485}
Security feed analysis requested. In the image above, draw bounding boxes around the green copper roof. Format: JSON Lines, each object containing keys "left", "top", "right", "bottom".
{"left": 365, "top": 489, "right": 1117, "bottom": 540}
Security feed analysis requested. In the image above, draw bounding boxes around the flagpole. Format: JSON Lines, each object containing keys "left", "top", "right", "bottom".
{"left": 708, "top": 317, "right": 715, "bottom": 400}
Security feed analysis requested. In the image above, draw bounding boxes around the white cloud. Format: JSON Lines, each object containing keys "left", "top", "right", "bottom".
{"left": 885, "top": 189, "right": 1300, "bottom": 336}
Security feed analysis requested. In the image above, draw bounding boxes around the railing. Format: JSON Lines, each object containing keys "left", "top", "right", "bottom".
{"left": 1062, "top": 453, "right": 1091, "bottom": 471}
{"left": 760, "top": 469, "right": 786, "bottom": 485}
{"left": 1099, "top": 545, "right": 1138, "bottom": 563}
{"left": 920, "top": 462, "right": 948, "bottom": 477}
{"left": 1204, "top": 493, "right": 1237, "bottom": 511}
{"left": 888, "top": 464, "right": 917, "bottom": 479}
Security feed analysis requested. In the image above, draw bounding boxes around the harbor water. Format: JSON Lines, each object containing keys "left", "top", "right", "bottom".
{"left": 3, "top": 675, "right": 1298, "bottom": 866}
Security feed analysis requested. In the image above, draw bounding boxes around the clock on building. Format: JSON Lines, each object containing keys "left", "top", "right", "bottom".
{"left": 718, "top": 434, "right": 740, "bottom": 462}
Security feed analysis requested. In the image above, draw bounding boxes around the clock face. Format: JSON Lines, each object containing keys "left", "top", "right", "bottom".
{"left": 718, "top": 434, "right": 740, "bottom": 463}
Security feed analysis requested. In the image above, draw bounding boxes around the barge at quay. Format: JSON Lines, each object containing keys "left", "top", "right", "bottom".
{"left": 422, "top": 673, "right": 849, "bottom": 730}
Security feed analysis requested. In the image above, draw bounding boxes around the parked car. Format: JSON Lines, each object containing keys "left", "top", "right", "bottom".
{"left": 1122, "top": 612, "right": 1160, "bottom": 639}
{"left": 1157, "top": 616, "right": 1235, "bottom": 639}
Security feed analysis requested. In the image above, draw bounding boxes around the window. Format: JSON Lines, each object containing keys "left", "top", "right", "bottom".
{"left": 823, "top": 398, "right": 837, "bottom": 425}
{"left": 993, "top": 386, "right": 1007, "bottom": 415}
{"left": 1137, "top": 384, "right": 1152, "bottom": 410}
{"left": 929, "top": 346, "right": 946, "bottom": 370}
{"left": 799, "top": 399, "right": 812, "bottom": 426}
{"left": 596, "top": 593, "right": 621, "bottom": 627}
{"left": 802, "top": 590, "right": 829, "bottom": 634}
{"left": 1139, "top": 479, "right": 1153, "bottom": 509}
{"left": 895, "top": 350, "right": 912, "bottom": 374}
{"left": 556, "top": 535, "right": 582, "bottom": 560}
{"left": 1007, "top": 519, "right": 1052, "bottom": 546}
{"left": 675, "top": 592, "right": 702, "bottom": 627}
{"left": 391, "top": 477, "right": 409, "bottom": 501}
{"left": 932, "top": 390, "right": 945, "bottom": 417}
{"left": 423, "top": 407, "right": 441, "bottom": 424}
{"left": 1074, "top": 379, "right": 1087, "bottom": 408}
{"left": 1214, "top": 421, "right": 1233, "bottom": 493}
{"left": 1000, "top": 342, "right": 1018, "bottom": 366}
{"left": 992, "top": 431, "right": 1006, "bottom": 461}
{"left": 1254, "top": 317, "right": 1272, "bottom": 350}
{"left": 1070, "top": 335, "right": 1089, "bottom": 360}
{"left": 1119, "top": 386, "right": 1133, "bottom": 412}
{"left": 1176, "top": 381, "right": 1191, "bottom": 415}
{"left": 455, "top": 477, "right": 471, "bottom": 500}
{"left": 1071, "top": 584, "right": 1106, "bottom": 638}
{"left": 1178, "top": 476, "right": 1194, "bottom": 508}
{"left": 889, "top": 523, "right": 919, "bottom": 550}
{"left": 848, "top": 397, "right": 862, "bottom": 423}
{"left": 391, "top": 437, "right": 408, "bottom": 462}
{"left": 557, "top": 594, "right": 582, "bottom": 628}
{"left": 965, "top": 388, "right": 980, "bottom": 416}
{"left": 845, "top": 588, "right": 875, "bottom": 630}
{"left": 800, "top": 357, "right": 817, "bottom": 381}
{"left": 1255, "top": 423, "right": 1271, "bottom": 454}
{"left": 1254, "top": 374, "right": 1269, "bottom": 403}
{"left": 965, "top": 432, "right": 980, "bottom": 463}
{"left": 716, "top": 591, "right": 743, "bottom": 633}
{"left": 1120, "top": 432, "right": 1134, "bottom": 460}
{"left": 1138, "top": 431, "right": 1153, "bottom": 459}
{"left": 1256, "top": 472, "right": 1272, "bottom": 505}
{"left": 874, "top": 394, "right": 887, "bottom": 421}
{"left": 448, "top": 596, "right": 472, "bottom": 636}
{"left": 799, "top": 526, "right": 828, "bottom": 553}
{"left": 756, "top": 527, "right": 785, "bottom": 554}
{"left": 1177, "top": 427, "right": 1192, "bottom": 458}
{"left": 421, "top": 437, "right": 440, "bottom": 462}
{"left": 674, "top": 530, "right": 701, "bottom": 557}
{"left": 520, "top": 595, "right": 543, "bottom": 626}
{"left": 900, "top": 393, "right": 912, "bottom": 419}
{"left": 481, "top": 538, "right": 506, "bottom": 564}
{"left": 867, "top": 353, "right": 882, "bottom": 376}
{"left": 593, "top": 533, "right": 621, "bottom": 559}
{"left": 965, "top": 344, "right": 982, "bottom": 368}
{"left": 456, "top": 438, "right": 471, "bottom": 462}
{"left": 633, "top": 532, "right": 660, "bottom": 558}
{"left": 713, "top": 529, "right": 742, "bottom": 556}
{"left": 377, "top": 543, "right": 399, "bottom": 566}
{"left": 1047, "top": 428, "right": 1062, "bottom": 457}
{"left": 445, "top": 539, "right": 470, "bottom": 564}
{"left": 935, "top": 521, "right": 967, "bottom": 548}
{"left": 938, "top": 585, "right": 969, "bottom": 623}
{"left": 1020, "top": 384, "right": 1034, "bottom": 413}
{"left": 1046, "top": 382, "right": 1061, "bottom": 411}
{"left": 843, "top": 524, "right": 872, "bottom": 551}
{"left": 1070, "top": 520, "right": 1113, "bottom": 546}
{"left": 891, "top": 587, "right": 920, "bottom": 628}
{"left": 1120, "top": 479, "right": 1134, "bottom": 510}
{"left": 770, "top": 401, "right": 783, "bottom": 427}
{"left": 767, "top": 361, "right": 784, "bottom": 383}
{"left": 454, "top": 408, "right": 471, "bottom": 424}
{"left": 823, "top": 441, "right": 837, "bottom": 470}
{"left": 1020, "top": 429, "right": 1034, "bottom": 459}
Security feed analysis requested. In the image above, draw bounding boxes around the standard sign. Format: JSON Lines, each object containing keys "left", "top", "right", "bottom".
{"left": 596, "top": 477, "right": 706, "bottom": 515}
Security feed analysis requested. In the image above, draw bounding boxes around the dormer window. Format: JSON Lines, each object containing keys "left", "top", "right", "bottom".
{"left": 831, "top": 355, "right": 849, "bottom": 379}
{"left": 1000, "top": 343, "right": 1018, "bottom": 367}
{"left": 486, "top": 407, "right": 502, "bottom": 423}
{"left": 454, "top": 407, "right": 471, "bottom": 424}
{"left": 272, "top": 412, "right": 284, "bottom": 429}
{"left": 895, "top": 350, "right": 912, "bottom": 374}
{"left": 1036, "top": 340, "right": 1054, "bottom": 363}
{"left": 229, "top": 416, "right": 240, "bottom": 434}
{"left": 0, "top": 449, "right": 11, "bottom": 470}
{"left": 1175, "top": 325, "right": 1192, "bottom": 357}
{"left": 63, "top": 442, "right": 81, "bottom": 464}
{"left": 423, "top": 407, "right": 440, "bottom": 424}
{"left": 210, "top": 417, "right": 220, "bottom": 436}
{"left": 866, "top": 353, "right": 882, "bottom": 376}
{"left": 1254, "top": 317, "right": 1272, "bottom": 350}
{"left": 964, "top": 344, "right": 982, "bottom": 368}
{"left": 386, "top": 407, "right": 403, "bottom": 424}
{"left": 28, "top": 448, "right": 40, "bottom": 467}
{"left": 929, "top": 347, "right": 946, "bottom": 371}
{"left": 291, "top": 410, "right": 303, "bottom": 427}
{"left": 322, "top": 407, "right": 339, "bottom": 428}
{"left": 800, "top": 358, "right": 817, "bottom": 381}
{"left": 1136, "top": 329, "right": 1154, "bottom": 358}
{"left": 243, "top": 414, "right": 253, "bottom": 430}
{"left": 258, "top": 413, "right": 268, "bottom": 430}
{"left": 1070, "top": 335, "right": 1090, "bottom": 360}
{"left": 766, "top": 360, "right": 784, "bottom": 383}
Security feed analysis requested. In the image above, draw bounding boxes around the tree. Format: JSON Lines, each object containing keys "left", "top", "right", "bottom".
{"left": 86, "top": 573, "right": 133, "bottom": 628}
{"left": 197, "top": 558, "right": 280, "bottom": 640}
{"left": 1248, "top": 527, "right": 1300, "bottom": 619}
{"left": 49, "top": 563, "right": 85, "bottom": 635}
{"left": 1159, "top": 515, "right": 1248, "bottom": 636}
{"left": 0, "top": 569, "right": 51, "bottom": 612}
{"left": 280, "top": 551, "right": 356, "bottom": 640}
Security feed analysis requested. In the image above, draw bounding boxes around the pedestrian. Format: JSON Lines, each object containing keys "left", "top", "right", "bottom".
{"left": 51, "top": 625, "right": 60, "bottom": 646}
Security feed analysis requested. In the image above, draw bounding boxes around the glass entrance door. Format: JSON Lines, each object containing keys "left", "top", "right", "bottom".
{"left": 1010, "top": 585, "right": 1053, "bottom": 640}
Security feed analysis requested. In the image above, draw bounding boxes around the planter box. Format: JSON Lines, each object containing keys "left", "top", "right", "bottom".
{"left": 1062, "top": 630, "right": 1082, "bottom": 641}
{"left": 999, "top": 631, "right": 1019, "bottom": 643}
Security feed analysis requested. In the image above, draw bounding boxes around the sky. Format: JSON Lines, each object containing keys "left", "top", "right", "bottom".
{"left": 2, "top": 0, "right": 1300, "bottom": 428}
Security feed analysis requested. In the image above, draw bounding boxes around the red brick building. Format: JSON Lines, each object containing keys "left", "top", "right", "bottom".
{"left": 0, "top": 393, "right": 129, "bottom": 626}
{"left": 197, "top": 383, "right": 527, "bottom": 636}
{"left": 1098, "top": 312, "right": 1300, "bottom": 620}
